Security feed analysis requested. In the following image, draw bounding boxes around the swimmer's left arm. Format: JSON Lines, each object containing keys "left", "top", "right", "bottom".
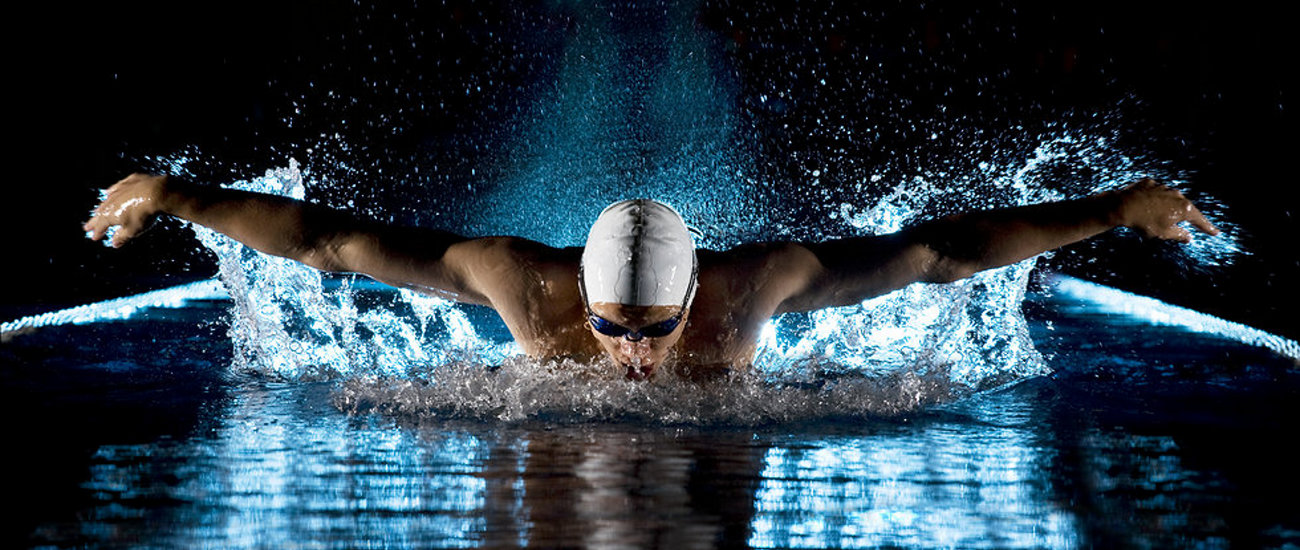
{"left": 776, "top": 179, "right": 1218, "bottom": 312}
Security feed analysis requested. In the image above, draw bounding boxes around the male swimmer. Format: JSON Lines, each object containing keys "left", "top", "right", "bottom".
{"left": 85, "top": 175, "right": 1217, "bottom": 379}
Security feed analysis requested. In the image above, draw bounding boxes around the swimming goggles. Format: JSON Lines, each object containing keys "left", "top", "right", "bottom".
{"left": 578, "top": 254, "right": 697, "bottom": 341}
{"left": 586, "top": 308, "right": 685, "bottom": 341}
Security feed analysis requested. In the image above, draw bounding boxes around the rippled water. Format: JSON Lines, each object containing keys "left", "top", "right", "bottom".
{"left": 6, "top": 283, "right": 1298, "bottom": 548}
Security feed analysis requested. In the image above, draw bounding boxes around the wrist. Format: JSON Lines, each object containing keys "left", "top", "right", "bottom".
{"left": 155, "top": 175, "right": 194, "bottom": 216}
{"left": 1094, "top": 189, "right": 1127, "bottom": 228}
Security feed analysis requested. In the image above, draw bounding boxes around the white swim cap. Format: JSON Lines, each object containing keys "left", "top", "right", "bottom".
{"left": 580, "top": 199, "right": 697, "bottom": 307}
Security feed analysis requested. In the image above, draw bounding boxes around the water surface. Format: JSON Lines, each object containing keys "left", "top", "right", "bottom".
{"left": 7, "top": 283, "right": 1297, "bottom": 548}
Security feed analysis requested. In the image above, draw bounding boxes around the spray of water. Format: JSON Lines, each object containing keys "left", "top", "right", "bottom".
{"left": 153, "top": 132, "right": 1240, "bottom": 426}
{"left": 127, "top": 3, "right": 1250, "bottom": 424}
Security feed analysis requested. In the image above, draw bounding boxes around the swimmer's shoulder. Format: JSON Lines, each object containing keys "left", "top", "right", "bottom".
{"left": 699, "top": 241, "right": 818, "bottom": 266}
{"left": 460, "top": 237, "right": 582, "bottom": 276}
{"left": 453, "top": 237, "right": 581, "bottom": 310}
{"left": 698, "top": 242, "right": 820, "bottom": 290}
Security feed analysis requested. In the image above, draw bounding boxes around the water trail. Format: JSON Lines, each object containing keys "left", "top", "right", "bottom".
{"left": 0, "top": 280, "right": 225, "bottom": 339}
{"left": 1051, "top": 274, "right": 1300, "bottom": 361}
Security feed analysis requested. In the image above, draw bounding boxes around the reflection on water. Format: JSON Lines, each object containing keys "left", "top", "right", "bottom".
{"left": 748, "top": 417, "right": 1078, "bottom": 548}
{"left": 6, "top": 278, "right": 1299, "bottom": 547}
{"left": 7, "top": 276, "right": 1298, "bottom": 547}
{"left": 45, "top": 375, "right": 1297, "bottom": 548}
{"left": 13, "top": 291, "right": 1295, "bottom": 548}
{"left": 79, "top": 384, "right": 494, "bottom": 548}
{"left": 72, "top": 382, "right": 1086, "bottom": 549}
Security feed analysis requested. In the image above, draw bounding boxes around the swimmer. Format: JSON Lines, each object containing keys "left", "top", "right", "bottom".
{"left": 85, "top": 175, "right": 1218, "bottom": 379}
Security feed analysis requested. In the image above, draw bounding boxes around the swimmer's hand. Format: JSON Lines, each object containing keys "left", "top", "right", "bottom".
{"left": 83, "top": 173, "right": 169, "bottom": 247}
{"left": 1110, "top": 178, "right": 1220, "bottom": 242}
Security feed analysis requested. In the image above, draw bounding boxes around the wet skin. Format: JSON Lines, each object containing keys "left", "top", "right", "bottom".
{"left": 86, "top": 175, "right": 1219, "bottom": 380}
{"left": 585, "top": 303, "right": 687, "bottom": 380}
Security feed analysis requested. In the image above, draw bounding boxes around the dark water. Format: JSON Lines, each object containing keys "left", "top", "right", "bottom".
{"left": 5, "top": 285, "right": 1297, "bottom": 549}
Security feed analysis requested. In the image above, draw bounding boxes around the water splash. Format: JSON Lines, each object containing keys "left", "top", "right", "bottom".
{"left": 186, "top": 161, "right": 516, "bottom": 380}
{"left": 169, "top": 160, "right": 1048, "bottom": 414}
{"left": 757, "top": 260, "right": 1043, "bottom": 392}
{"left": 334, "top": 357, "right": 965, "bottom": 425}
{"left": 110, "top": 2, "right": 1251, "bottom": 423}
{"left": 154, "top": 137, "right": 1243, "bottom": 425}
{"left": 138, "top": 96, "right": 1254, "bottom": 423}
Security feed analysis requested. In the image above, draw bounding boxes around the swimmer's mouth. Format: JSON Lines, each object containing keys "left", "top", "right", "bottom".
{"left": 624, "top": 362, "right": 656, "bottom": 380}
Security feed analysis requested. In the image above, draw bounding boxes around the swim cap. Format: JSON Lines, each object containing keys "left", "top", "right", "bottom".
{"left": 581, "top": 199, "right": 697, "bottom": 307}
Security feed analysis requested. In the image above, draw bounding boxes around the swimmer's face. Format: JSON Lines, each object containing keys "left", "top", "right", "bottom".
{"left": 586, "top": 302, "right": 688, "bottom": 380}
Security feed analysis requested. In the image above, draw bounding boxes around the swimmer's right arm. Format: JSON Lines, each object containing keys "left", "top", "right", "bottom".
{"left": 84, "top": 173, "right": 526, "bottom": 306}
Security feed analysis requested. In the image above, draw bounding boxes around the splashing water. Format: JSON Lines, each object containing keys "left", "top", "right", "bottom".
{"left": 175, "top": 161, "right": 1033, "bottom": 420}
{"left": 187, "top": 161, "right": 517, "bottom": 381}
{"left": 132, "top": 3, "right": 1252, "bottom": 425}
{"left": 161, "top": 130, "right": 1243, "bottom": 426}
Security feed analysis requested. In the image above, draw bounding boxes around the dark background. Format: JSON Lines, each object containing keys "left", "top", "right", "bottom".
{"left": 6, "top": 1, "right": 1295, "bottom": 338}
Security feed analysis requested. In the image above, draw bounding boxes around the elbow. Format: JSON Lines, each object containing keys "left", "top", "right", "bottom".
{"left": 903, "top": 224, "right": 980, "bottom": 283}
{"left": 294, "top": 233, "right": 353, "bottom": 273}
{"left": 925, "top": 257, "right": 978, "bottom": 283}
{"left": 913, "top": 244, "right": 977, "bottom": 283}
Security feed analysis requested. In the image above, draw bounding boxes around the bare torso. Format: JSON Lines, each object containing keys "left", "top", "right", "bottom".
{"left": 481, "top": 244, "right": 806, "bottom": 373}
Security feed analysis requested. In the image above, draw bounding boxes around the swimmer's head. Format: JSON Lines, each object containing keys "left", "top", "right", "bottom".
{"left": 580, "top": 199, "right": 697, "bottom": 309}
{"left": 580, "top": 199, "right": 697, "bottom": 379}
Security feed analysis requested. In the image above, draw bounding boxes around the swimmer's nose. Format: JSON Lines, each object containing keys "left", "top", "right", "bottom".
{"left": 619, "top": 338, "right": 650, "bottom": 356}
{"left": 623, "top": 332, "right": 644, "bottom": 342}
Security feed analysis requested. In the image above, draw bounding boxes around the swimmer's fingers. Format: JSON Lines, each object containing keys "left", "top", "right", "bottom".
{"left": 1117, "top": 178, "right": 1219, "bottom": 242}
{"left": 111, "top": 223, "right": 140, "bottom": 248}
{"left": 83, "top": 197, "right": 117, "bottom": 241}
{"left": 1186, "top": 203, "right": 1220, "bottom": 236}
{"left": 1149, "top": 204, "right": 1202, "bottom": 243}
{"left": 84, "top": 174, "right": 167, "bottom": 246}
{"left": 82, "top": 218, "right": 104, "bottom": 241}
{"left": 1158, "top": 224, "right": 1193, "bottom": 244}
{"left": 89, "top": 208, "right": 150, "bottom": 248}
{"left": 1156, "top": 197, "right": 1217, "bottom": 243}
{"left": 83, "top": 217, "right": 108, "bottom": 241}
{"left": 84, "top": 207, "right": 125, "bottom": 243}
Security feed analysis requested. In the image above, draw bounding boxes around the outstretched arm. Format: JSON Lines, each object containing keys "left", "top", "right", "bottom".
{"left": 777, "top": 179, "right": 1219, "bottom": 312}
{"left": 84, "top": 173, "right": 528, "bottom": 306}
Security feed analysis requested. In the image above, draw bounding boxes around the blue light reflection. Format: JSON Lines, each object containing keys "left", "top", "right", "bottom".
{"left": 748, "top": 429, "right": 1080, "bottom": 549}
{"left": 80, "top": 387, "right": 496, "bottom": 548}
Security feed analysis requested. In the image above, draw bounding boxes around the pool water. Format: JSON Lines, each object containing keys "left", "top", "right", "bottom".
{"left": 6, "top": 278, "right": 1297, "bottom": 548}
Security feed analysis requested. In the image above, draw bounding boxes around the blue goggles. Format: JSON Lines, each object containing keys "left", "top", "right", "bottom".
{"left": 586, "top": 308, "right": 685, "bottom": 341}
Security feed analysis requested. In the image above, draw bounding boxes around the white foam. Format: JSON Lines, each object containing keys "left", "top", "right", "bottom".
{"left": 333, "top": 356, "right": 969, "bottom": 425}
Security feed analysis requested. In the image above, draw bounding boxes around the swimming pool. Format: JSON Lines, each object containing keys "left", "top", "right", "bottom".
{"left": 6, "top": 273, "right": 1298, "bottom": 548}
